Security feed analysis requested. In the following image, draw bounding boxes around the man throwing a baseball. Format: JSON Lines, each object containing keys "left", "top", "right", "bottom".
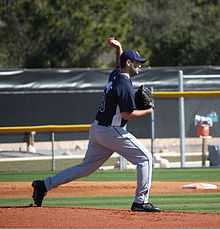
{"left": 32, "top": 38, "right": 160, "bottom": 212}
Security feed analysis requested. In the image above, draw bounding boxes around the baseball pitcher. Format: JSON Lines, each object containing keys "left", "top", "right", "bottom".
{"left": 32, "top": 38, "right": 160, "bottom": 212}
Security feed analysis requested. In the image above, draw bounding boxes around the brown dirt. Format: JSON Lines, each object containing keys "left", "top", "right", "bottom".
{"left": 0, "top": 181, "right": 220, "bottom": 228}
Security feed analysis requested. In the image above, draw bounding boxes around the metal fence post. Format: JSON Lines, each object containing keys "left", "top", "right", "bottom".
{"left": 51, "top": 132, "right": 55, "bottom": 171}
{"left": 178, "top": 70, "right": 186, "bottom": 167}
{"left": 119, "top": 156, "right": 127, "bottom": 170}
{"left": 150, "top": 87, "right": 155, "bottom": 166}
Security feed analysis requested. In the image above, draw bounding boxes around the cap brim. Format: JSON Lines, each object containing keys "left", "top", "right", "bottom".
{"left": 134, "top": 57, "right": 146, "bottom": 63}
{"left": 120, "top": 50, "right": 146, "bottom": 64}
{"left": 132, "top": 52, "right": 146, "bottom": 63}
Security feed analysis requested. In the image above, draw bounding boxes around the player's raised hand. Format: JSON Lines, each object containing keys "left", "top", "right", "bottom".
{"left": 107, "top": 37, "right": 123, "bottom": 68}
{"left": 107, "top": 37, "right": 122, "bottom": 49}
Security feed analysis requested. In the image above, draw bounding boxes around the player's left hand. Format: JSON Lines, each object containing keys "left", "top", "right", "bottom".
{"left": 135, "top": 85, "right": 154, "bottom": 110}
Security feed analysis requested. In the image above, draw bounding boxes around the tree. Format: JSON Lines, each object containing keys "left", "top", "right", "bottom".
{"left": 0, "top": 0, "right": 132, "bottom": 68}
{"left": 129, "top": 0, "right": 220, "bottom": 66}
{"left": 1, "top": 0, "right": 220, "bottom": 67}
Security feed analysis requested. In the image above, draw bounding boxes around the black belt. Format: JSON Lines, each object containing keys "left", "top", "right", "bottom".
{"left": 96, "top": 121, "right": 109, "bottom": 127}
{"left": 96, "top": 120, "right": 123, "bottom": 128}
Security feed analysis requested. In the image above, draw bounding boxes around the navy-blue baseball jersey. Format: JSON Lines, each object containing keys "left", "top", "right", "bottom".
{"left": 96, "top": 69, "right": 136, "bottom": 127}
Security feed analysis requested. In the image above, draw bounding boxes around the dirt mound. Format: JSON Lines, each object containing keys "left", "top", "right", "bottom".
{"left": 1, "top": 207, "right": 220, "bottom": 228}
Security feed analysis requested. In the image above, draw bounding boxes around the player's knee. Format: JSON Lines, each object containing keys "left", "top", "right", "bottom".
{"left": 139, "top": 152, "right": 152, "bottom": 165}
{"left": 137, "top": 159, "right": 151, "bottom": 167}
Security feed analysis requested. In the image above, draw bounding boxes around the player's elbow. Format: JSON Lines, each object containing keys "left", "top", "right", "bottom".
{"left": 121, "top": 109, "right": 153, "bottom": 121}
{"left": 121, "top": 112, "right": 133, "bottom": 120}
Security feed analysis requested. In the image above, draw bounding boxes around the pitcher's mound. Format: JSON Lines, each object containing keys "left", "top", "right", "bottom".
{"left": 1, "top": 207, "right": 220, "bottom": 228}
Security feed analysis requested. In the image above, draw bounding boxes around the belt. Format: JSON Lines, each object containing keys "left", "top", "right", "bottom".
{"left": 95, "top": 120, "right": 109, "bottom": 127}
{"left": 95, "top": 120, "right": 123, "bottom": 128}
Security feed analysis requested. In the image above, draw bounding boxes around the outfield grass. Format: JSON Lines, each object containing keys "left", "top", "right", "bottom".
{"left": 0, "top": 158, "right": 117, "bottom": 171}
{"left": 1, "top": 193, "right": 220, "bottom": 213}
{"left": 0, "top": 168, "right": 219, "bottom": 182}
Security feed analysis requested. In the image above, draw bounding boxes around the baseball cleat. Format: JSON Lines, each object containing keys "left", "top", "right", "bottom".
{"left": 32, "top": 180, "right": 47, "bottom": 207}
{"left": 131, "top": 202, "right": 161, "bottom": 212}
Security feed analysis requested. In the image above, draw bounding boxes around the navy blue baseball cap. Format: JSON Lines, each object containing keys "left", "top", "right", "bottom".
{"left": 120, "top": 50, "right": 146, "bottom": 64}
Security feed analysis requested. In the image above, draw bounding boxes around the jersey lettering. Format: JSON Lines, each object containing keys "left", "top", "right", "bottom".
{"left": 105, "top": 81, "right": 113, "bottom": 94}
{"left": 98, "top": 95, "right": 106, "bottom": 112}
{"left": 98, "top": 81, "right": 113, "bottom": 113}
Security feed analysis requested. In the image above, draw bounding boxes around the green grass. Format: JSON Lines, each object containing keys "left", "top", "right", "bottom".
{"left": 0, "top": 168, "right": 220, "bottom": 182}
{"left": 1, "top": 193, "right": 220, "bottom": 213}
{"left": 0, "top": 158, "right": 117, "bottom": 171}
{"left": 153, "top": 168, "right": 220, "bottom": 181}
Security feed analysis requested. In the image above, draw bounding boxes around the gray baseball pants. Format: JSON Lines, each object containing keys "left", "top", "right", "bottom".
{"left": 44, "top": 121, "right": 153, "bottom": 204}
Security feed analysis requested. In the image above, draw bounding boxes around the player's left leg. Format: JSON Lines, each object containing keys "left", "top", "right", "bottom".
{"left": 105, "top": 126, "right": 160, "bottom": 212}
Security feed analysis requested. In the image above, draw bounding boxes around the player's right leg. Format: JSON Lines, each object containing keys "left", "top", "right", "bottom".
{"left": 44, "top": 141, "right": 112, "bottom": 191}
{"left": 32, "top": 123, "right": 113, "bottom": 207}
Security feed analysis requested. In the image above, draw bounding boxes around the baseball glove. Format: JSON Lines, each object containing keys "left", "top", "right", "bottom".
{"left": 135, "top": 85, "right": 154, "bottom": 110}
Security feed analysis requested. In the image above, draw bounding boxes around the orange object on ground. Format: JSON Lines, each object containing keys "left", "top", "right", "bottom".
{"left": 196, "top": 124, "right": 210, "bottom": 136}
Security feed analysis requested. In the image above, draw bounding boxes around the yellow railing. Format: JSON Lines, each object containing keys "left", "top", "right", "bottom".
{"left": 0, "top": 124, "right": 91, "bottom": 171}
{"left": 153, "top": 91, "right": 220, "bottom": 98}
{"left": 0, "top": 124, "right": 91, "bottom": 133}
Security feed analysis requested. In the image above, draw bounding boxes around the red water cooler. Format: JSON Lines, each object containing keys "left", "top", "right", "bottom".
{"left": 196, "top": 123, "right": 210, "bottom": 137}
